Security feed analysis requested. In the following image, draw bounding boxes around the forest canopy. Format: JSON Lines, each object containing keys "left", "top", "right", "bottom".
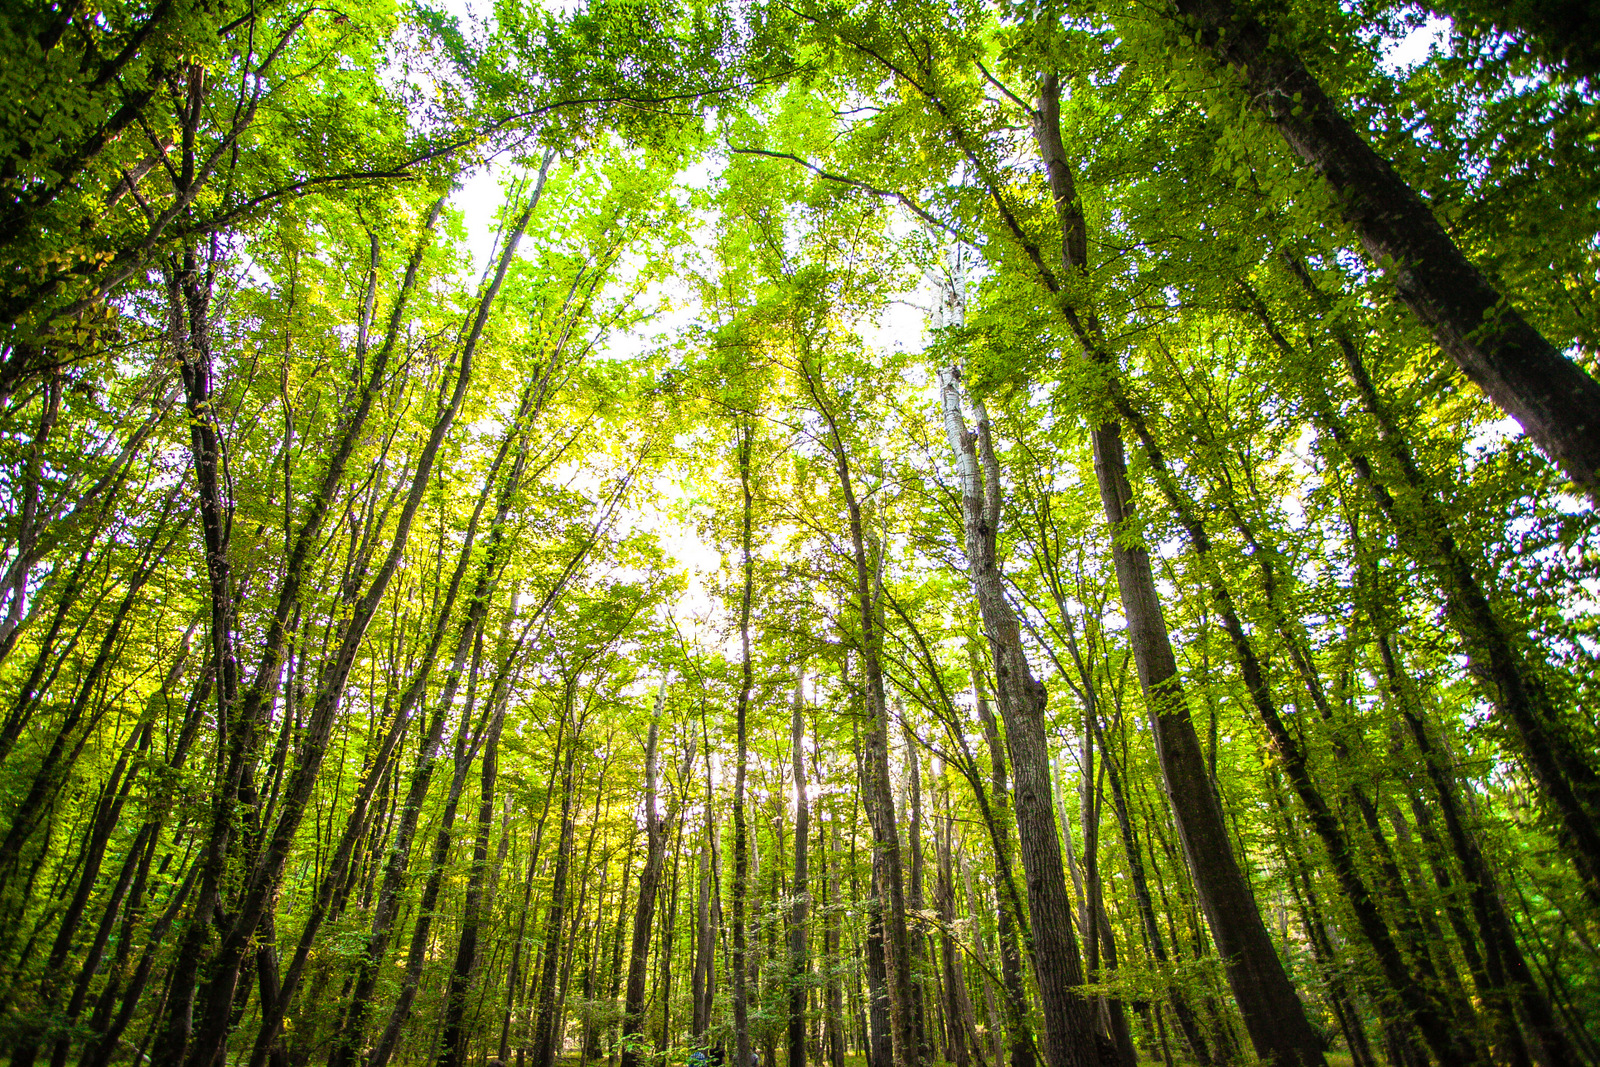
{"left": 2, "top": 0, "right": 1600, "bottom": 1066}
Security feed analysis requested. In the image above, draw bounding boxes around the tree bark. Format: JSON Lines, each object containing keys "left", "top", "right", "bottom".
{"left": 435, "top": 691, "right": 509, "bottom": 1067}
{"left": 938, "top": 372, "right": 1101, "bottom": 1067}
{"left": 799, "top": 360, "right": 919, "bottom": 1067}
{"left": 531, "top": 706, "right": 583, "bottom": 1067}
{"left": 1112, "top": 394, "right": 1478, "bottom": 1066}
{"left": 967, "top": 652, "right": 1035, "bottom": 1067}
{"left": 732, "top": 416, "right": 756, "bottom": 1067}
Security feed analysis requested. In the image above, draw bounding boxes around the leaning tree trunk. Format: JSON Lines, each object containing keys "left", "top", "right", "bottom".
{"left": 1113, "top": 394, "right": 1479, "bottom": 1067}
{"left": 1246, "top": 262, "right": 1600, "bottom": 906}
{"left": 1170, "top": 0, "right": 1600, "bottom": 500}
{"left": 1022, "top": 73, "right": 1328, "bottom": 1067}
{"left": 180, "top": 165, "right": 547, "bottom": 1067}
{"left": 435, "top": 692, "right": 509, "bottom": 1067}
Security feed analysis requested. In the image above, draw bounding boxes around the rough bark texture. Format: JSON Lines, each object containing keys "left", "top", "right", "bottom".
{"left": 940, "top": 370, "right": 1101, "bottom": 1067}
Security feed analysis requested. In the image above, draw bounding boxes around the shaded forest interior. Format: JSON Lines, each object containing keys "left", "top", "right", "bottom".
{"left": 3, "top": 0, "right": 1600, "bottom": 1065}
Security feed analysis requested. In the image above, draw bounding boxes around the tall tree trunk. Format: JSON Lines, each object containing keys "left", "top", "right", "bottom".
{"left": 658, "top": 776, "right": 688, "bottom": 1055}
{"left": 1381, "top": 638, "right": 1577, "bottom": 1067}
{"left": 823, "top": 796, "right": 846, "bottom": 1067}
{"left": 975, "top": 71, "right": 1330, "bottom": 1066}
{"left": 693, "top": 727, "right": 720, "bottom": 1047}
{"left": 1112, "top": 392, "right": 1478, "bottom": 1067}
{"left": 1091, "top": 710, "right": 1212, "bottom": 1067}
{"left": 154, "top": 224, "right": 242, "bottom": 1067}
{"left": 933, "top": 779, "right": 981, "bottom": 1067}
{"left": 435, "top": 692, "right": 509, "bottom": 1067}
{"left": 799, "top": 357, "right": 917, "bottom": 1067}
{"left": 605, "top": 831, "right": 638, "bottom": 1062}
{"left": 181, "top": 165, "right": 547, "bottom": 1067}
{"left": 790, "top": 669, "right": 811, "bottom": 1067}
{"left": 1246, "top": 265, "right": 1600, "bottom": 906}
{"left": 1173, "top": 0, "right": 1600, "bottom": 498}
{"left": 939, "top": 370, "right": 1102, "bottom": 1067}
{"left": 967, "top": 653, "right": 1035, "bottom": 1067}
{"left": 901, "top": 720, "right": 930, "bottom": 1067}
{"left": 621, "top": 683, "right": 671, "bottom": 1067}
{"left": 503, "top": 743, "right": 569, "bottom": 1064}
{"left": 732, "top": 416, "right": 756, "bottom": 1067}
{"left": 531, "top": 705, "right": 583, "bottom": 1067}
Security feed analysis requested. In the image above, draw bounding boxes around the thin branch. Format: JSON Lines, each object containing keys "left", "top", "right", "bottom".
{"left": 727, "top": 145, "right": 964, "bottom": 238}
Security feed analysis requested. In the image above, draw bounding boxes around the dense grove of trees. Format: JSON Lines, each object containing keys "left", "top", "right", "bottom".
{"left": 2, "top": 0, "right": 1599, "bottom": 1065}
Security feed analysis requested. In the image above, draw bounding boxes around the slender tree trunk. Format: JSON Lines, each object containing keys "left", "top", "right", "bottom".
{"left": 531, "top": 708, "right": 582, "bottom": 1067}
{"left": 1086, "top": 415, "right": 1323, "bottom": 1067}
{"left": 182, "top": 166, "right": 547, "bottom": 1067}
{"left": 658, "top": 779, "right": 688, "bottom": 1055}
{"left": 823, "top": 800, "right": 846, "bottom": 1067}
{"left": 1112, "top": 392, "right": 1478, "bottom": 1067}
{"left": 1091, "top": 711, "right": 1212, "bottom": 1067}
{"left": 1245, "top": 265, "right": 1600, "bottom": 906}
{"left": 621, "top": 684, "right": 671, "bottom": 1067}
{"left": 900, "top": 720, "right": 931, "bottom": 1066}
{"left": 799, "top": 357, "right": 917, "bottom": 1067}
{"left": 732, "top": 417, "right": 756, "bottom": 1067}
{"left": 967, "top": 653, "right": 1035, "bottom": 1067}
{"left": 154, "top": 229, "right": 242, "bottom": 1067}
{"left": 436, "top": 693, "right": 509, "bottom": 1067}
{"left": 790, "top": 670, "right": 811, "bottom": 1067}
{"left": 987, "top": 72, "right": 1329, "bottom": 1066}
{"left": 503, "top": 746, "right": 567, "bottom": 1064}
{"left": 1381, "top": 639, "right": 1577, "bottom": 1067}
{"left": 933, "top": 781, "right": 980, "bottom": 1067}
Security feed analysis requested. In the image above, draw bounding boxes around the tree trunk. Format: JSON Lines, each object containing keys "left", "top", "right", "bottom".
{"left": 621, "top": 684, "right": 670, "bottom": 1067}
{"left": 790, "top": 670, "right": 811, "bottom": 1067}
{"left": 732, "top": 417, "right": 756, "bottom": 1067}
{"left": 1112, "top": 393, "right": 1478, "bottom": 1067}
{"left": 1173, "top": 0, "right": 1600, "bottom": 499}
{"left": 901, "top": 720, "right": 931, "bottom": 1067}
{"left": 967, "top": 652, "right": 1035, "bottom": 1067}
{"left": 939, "top": 370, "right": 1103, "bottom": 1067}
{"left": 797, "top": 359, "right": 919, "bottom": 1067}
{"left": 1013, "top": 72, "right": 1326, "bottom": 1066}
{"left": 531, "top": 710, "right": 582, "bottom": 1067}
{"left": 435, "top": 692, "right": 509, "bottom": 1067}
